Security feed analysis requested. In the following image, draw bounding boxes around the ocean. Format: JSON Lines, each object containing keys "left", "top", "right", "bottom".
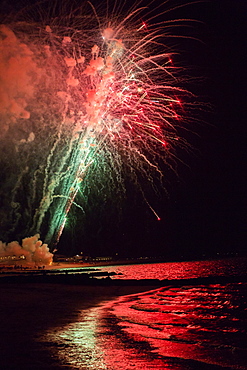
{"left": 0, "top": 257, "right": 246, "bottom": 369}
{"left": 39, "top": 258, "right": 247, "bottom": 369}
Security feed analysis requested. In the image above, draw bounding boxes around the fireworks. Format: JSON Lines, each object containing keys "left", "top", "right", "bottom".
{"left": 0, "top": 1, "right": 191, "bottom": 255}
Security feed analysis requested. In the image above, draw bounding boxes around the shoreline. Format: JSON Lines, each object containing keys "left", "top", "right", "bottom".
{"left": 0, "top": 282, "right": 154, "bottom": 370}
{"left": 1, "top": 266, "right": 246, "bottom": 287}
{"left": 1, "top": 257, "right": 247, "bottom": 287}
{"left": 1, "top": 254, "right": 245, "bottom": 272}
{"left": 0, "top": 258, "right": 166, "bottom": 271}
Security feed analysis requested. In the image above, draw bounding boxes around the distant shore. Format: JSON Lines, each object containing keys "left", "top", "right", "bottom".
{"left": 0, "top": 257, "right": 167, "bottom": 272}
{"left": 1, "top": 260, "right": 246, "bottom": 288}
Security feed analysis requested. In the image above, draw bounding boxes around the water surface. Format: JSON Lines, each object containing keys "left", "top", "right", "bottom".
{"left": 39, "top": 258, "right": 247, "bottom": 369}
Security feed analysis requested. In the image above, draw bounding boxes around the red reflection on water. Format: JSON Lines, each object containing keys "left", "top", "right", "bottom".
{"left": 97, "top": 257, "right": 247, "bottom": 280}
{"left": 39, "top": 260, "right": 247, "bottom": 369}
{"left": 98, "top": 298, "right": 185, "bottom": 370}
{"left": 98, "top": 284, "right": 247, "bottom": 370}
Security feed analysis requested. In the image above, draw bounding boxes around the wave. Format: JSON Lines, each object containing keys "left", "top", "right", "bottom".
{"left": 99, "top": 283, "right": 247, "bottom": 369}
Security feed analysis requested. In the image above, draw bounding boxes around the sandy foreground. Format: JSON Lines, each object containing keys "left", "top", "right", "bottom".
{"left": 0, "top": 280, "right": 154, "bottom": 369}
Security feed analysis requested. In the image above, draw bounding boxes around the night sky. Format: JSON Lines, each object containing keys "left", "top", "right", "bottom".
{"left": 168, "top": 0, "right": 247, "bottom": 260}
{"left": 1, "top": 0, "right": 246, "bottom": 260}
{"left": 150, "top": 0, "right": 247, "bottom": 261}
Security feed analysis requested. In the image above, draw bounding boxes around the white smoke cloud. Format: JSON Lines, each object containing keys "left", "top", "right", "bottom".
{"left": 0, "top": 234, "right": 53, "bottom": 265}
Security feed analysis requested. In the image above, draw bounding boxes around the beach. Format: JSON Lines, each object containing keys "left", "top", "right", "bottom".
{"left": 1, "top": 258, "right": 246, "bottom": 369}
{"left": 0, "top": 282, "right": 156, "bottom": 369}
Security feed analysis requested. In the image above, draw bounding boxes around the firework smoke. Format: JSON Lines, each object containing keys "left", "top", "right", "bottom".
{"left": 0, "top": 234, "right": 53, "bottom": 265}
{"left": 0, "top": 1, "right": 191, "bottom": 258}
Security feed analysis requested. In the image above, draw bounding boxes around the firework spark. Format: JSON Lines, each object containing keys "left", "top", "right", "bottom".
{"left": 0, "top": 1, "right": 192, "bottom": 256}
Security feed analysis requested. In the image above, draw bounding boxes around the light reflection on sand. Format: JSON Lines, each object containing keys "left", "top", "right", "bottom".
{"left": 40, "top": 303, "right": 108, "bottom": 370}
{"left": 39, "top": 293, "right": 173, "bottom": 370}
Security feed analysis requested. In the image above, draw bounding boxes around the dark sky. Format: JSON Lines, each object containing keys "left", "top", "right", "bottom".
{"left": 1, "top": 0, "right": 246, "bottom": 260}
{"left": 163, "top": 0, "right": 247, "bottom": 260}
{"left": 169, "top": 0, "right": 247, "bottom": 260}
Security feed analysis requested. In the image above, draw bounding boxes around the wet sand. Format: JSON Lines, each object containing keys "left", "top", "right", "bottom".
{"left": 0, "top": 282, "right": 155, "bottom": 369}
